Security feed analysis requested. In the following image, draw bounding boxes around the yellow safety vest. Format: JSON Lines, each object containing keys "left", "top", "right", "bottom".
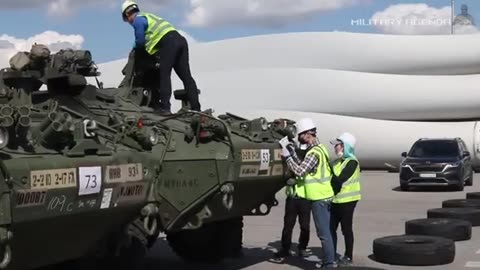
{"left": 300, "top": 144, "right": 334, "bottom": 201}
{"left": 137, "top": 12, "right": 176, "bottom": 55}
{"left": 285, "top": 177, "right": 306, "bottom": 198}
{"left": 332, "top": 157, "right": 361, "bottom": 204}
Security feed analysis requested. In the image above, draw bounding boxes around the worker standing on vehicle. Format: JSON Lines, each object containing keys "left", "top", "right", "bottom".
{"left": 329, "top": 132, "right": 361, "bottom": 267}
{"left": 121, "top": 0, "right": 201, "bottom": 114}
{"left": 274, "top": 143, "right": 312, "bottom": 259}
{"left": 280, "top": 118, "right": 336, "bottom": 269}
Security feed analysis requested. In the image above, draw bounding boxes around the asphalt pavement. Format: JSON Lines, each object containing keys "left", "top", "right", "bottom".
{"left": 144, "top": 171, "right": 480, "bottom": 270}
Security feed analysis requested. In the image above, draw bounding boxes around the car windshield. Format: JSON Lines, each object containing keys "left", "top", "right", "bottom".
{"left": 409, "top": 140, "right": 459, "bottom": 158}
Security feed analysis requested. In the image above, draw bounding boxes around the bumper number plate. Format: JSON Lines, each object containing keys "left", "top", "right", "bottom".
{"left": 420, "top": 173, "right": 436, "bottom": 178}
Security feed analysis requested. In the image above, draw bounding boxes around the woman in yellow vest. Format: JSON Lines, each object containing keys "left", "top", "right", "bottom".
{"left": 329, "top": 132, "right": 361, "bottom": 267}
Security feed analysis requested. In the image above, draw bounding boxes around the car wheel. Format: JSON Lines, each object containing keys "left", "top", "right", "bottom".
{"left": 467, "top": 192, "right": 480, "bottom": 199}
{"left": 454, "top": 178, "right": 464, "bottom": 191}
{"left": 405, "top": 218, "right": 472, "bottom": 241}
{"left": 427, "top": 208, "right": 480, "bottom": 226}
{"left": 372, "top": 235, "right": 455, "bottom": 266}
{"left": 442, "top": 199, "right": 480, "bottom": 209}
{"left": 466, "top": 171, "right": 473, "bottom": 186}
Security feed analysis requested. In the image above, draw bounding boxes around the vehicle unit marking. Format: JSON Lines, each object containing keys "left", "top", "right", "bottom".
{"left": 157, "top": 178, "right": 199, "bottom": 189}
{"left": 15, "top": 190, "right": 47, "bottom": 207}
{"left": 259, "top": 149, "right": 270, "bottom": 171}
{"left": 272, "top": 164, "right": 284, "bottom": 176}
{"left": 30, "top": 168, "right": 76, "bottom": 190}
{"left": 274, "top": 149, "right": 282, "bottom": 161}
{"left": 239, "top": 165, "right": 272, "bottom": 177}
{"left": 77, "top": 199, "right": 97, "bottom": 209}
{"left": 241, "top": 149, "right": 263, "bottom": 162}
{"left": 78, "top": 166, "right": 102, "bottom": 195}
{"left": 105, "top": 163, "right": 143, "bottom": 183}
{"left": 113, "top": 182, "right": 147, "bottom": 205}
{"left": 47, "top": 195, "right": 74, "bottom": 212}
{"left": 100, "top": 188, "right": 113, "bottom": 209}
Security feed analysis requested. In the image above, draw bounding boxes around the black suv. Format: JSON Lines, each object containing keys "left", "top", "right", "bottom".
{"left": 399, "top": 138, "right": 473, "bottom": 191}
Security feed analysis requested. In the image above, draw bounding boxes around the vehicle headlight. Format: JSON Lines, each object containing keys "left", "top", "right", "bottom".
{"left": 147, "top": 128, "right": 159, "bottom": 145}
{"left": 259, "top": 117, "right": 268, "bottom": 131}
{"left": 0, "top": 127, "right": 9, "bottom": 149}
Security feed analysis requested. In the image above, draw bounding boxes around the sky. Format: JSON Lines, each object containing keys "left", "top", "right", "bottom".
{"left": 0, "top": 0, "right": 479, "bottom": 67}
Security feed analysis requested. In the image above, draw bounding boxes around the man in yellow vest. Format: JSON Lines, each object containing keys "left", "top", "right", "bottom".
{"left": 121, "top": 1, "right": 201, "bottom": 114}
{"left": 329, "top": 132, "right": 361, "bottom": 267}
{"left": 280, "top": 118, "right": 336, "bottom": 269}
{"left": 273, "top": 145, "right": 312, "bottom": 259}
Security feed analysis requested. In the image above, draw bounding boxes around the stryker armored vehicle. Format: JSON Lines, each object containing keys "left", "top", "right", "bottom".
{"left": 0, "top": 44, "right": 297, "bottom": 269}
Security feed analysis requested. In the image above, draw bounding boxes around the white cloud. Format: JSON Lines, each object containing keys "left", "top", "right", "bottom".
{"left": 0, "top": 31, "right": 84, "bottom": 69}
{"left": 184, "top": 0, "right": 369, "bottom": 28}
{"left": 2, "top": 0, "right": 171, "bottom": 17}
{"left": 371, "top": 3, "right": 478, "bottom": 35}
{"left": 2, "top": 0, "right": 114, "bottom": 17}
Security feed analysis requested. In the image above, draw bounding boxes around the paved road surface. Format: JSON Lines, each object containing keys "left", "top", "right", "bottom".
{"left": 143, "top": 171, "right": 480, "bottom": 270}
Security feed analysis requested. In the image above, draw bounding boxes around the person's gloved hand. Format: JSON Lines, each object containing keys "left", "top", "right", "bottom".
{"left": 286, "top": 178, "right": 296, "bottom": 186}
{"left": 281, "top": 146, "right": 290, "bottom": 157}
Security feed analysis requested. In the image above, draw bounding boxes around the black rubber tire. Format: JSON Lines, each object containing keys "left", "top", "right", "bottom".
{"left": 442, "top": 199, "right": 480, "bottom": 209}
{"left": 467, "top": 192, "right": 480, "bottom": 200}
{"left": 372, "top": 235, "right": 455, "bottom": 266}
{"left": 167, "top": 217, "right": 244, "bottom": 263}
{"left": 99, "top": 220, "right": 148, "bottom": 270}
{"left": 405, "top": 218, "right": 472, "bottom": 241}
{"left": 337, "top": 267, "right": 386, "bottom": 270}
{"left": 466, "top": 171, "right": 473, "bottom": 186}
{"left": 427, "top": 208, "right": 480, "bottom": 226}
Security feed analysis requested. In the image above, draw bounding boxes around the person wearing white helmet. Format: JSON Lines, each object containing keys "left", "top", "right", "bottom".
{"left": 280, "top": 117, "right": 336, "bottom": 269}
{"left": 329, "top": 132, "right": 361, "bottom": 267}
{"left": 121, "top": 0, "right": 201, "bottom": 114}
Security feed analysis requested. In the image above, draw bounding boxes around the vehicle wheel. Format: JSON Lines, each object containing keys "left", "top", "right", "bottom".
{"left": 99, "top": 220, "right": 148, "bottom": 270}
{"left": 166, "top": 217, "right": 244, "bottom": 263}
{"left": 336, "top": 267, "right": 386, "bottom": 270}
{"left": 442, "top": 199, "right": 480, "bottom": 209}
{"left": 467, "top": 192, "right": 480, "bottom": 199}
{"left": 405, "top": 218, "right": 471, "bottom": 241}
{"left": 466, "top": 171, "right": 473, "bottom": 186}
{"left": 400, "top": 184, "right": 409, "bottom": 191}
{"left": 453, "top": 180, "right": 464, "bottom": 191}
{"left": 372, "top": 235, "right": 455, "bottom": 266}
{"left": 427, "top": 208, "right": 480, "bottom": 226}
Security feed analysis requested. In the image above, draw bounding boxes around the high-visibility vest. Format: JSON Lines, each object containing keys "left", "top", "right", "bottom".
{"left": 285, "top": 177, "right": 306, "bottom": 198}
{"left": 137, "top": 12, "right": 176, "bottom": 55}
{"left": 332, "top": 157, "right": 361, "bottom": 204}
{"left": 299, "top": 144, "right": 334, "bottom": 201}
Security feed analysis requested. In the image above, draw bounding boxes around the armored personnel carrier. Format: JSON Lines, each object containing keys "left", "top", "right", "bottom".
{"left": 0, "top": 45, "right": 297, "bottom": 269}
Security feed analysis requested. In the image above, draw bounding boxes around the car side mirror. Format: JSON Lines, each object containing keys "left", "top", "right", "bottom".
{"left": 463, "top": 151, "right": 470, "bottom": 157}
{"left": 401, "top": 152, "right": 407, "bottom": 157}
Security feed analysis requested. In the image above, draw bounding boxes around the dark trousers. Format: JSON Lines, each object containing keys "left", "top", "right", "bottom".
{"left": 330, "top": 200, "right": 358, "bottom": 259}
{"left": 153, "top": 30, "right": 201, "bottom": 111}
{"left": 281, "top": 196, "right": 312, "bottom": 251}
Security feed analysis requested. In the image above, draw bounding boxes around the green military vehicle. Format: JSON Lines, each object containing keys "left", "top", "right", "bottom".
{"left": 0, "top": 45, "right": 297, "bottom": 269}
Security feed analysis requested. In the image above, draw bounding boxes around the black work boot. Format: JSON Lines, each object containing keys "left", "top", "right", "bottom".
{"left": 273, "top": 249, "right": 290, "bottom": 258}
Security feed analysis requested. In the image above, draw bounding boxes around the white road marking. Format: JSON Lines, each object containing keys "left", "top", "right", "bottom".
{"left": 476, "top": 249, "right": 480, "bottom": 254}
{"left": 465, "top": 261, "right": 480, "bottom": 267}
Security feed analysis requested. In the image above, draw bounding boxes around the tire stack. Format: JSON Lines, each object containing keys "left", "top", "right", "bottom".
{"left": 372, "top": 192, "right": 480, "bottom": 266}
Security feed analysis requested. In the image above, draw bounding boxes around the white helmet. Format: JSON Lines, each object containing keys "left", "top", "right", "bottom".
{"left": 295, "top": 118, "right": 316, "bottom": 135}
{"left": 330, "top": 132, "right": 356, "bottom": 147}
{"left": 122, "top": 0, "right": 139, "bottom": 19}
